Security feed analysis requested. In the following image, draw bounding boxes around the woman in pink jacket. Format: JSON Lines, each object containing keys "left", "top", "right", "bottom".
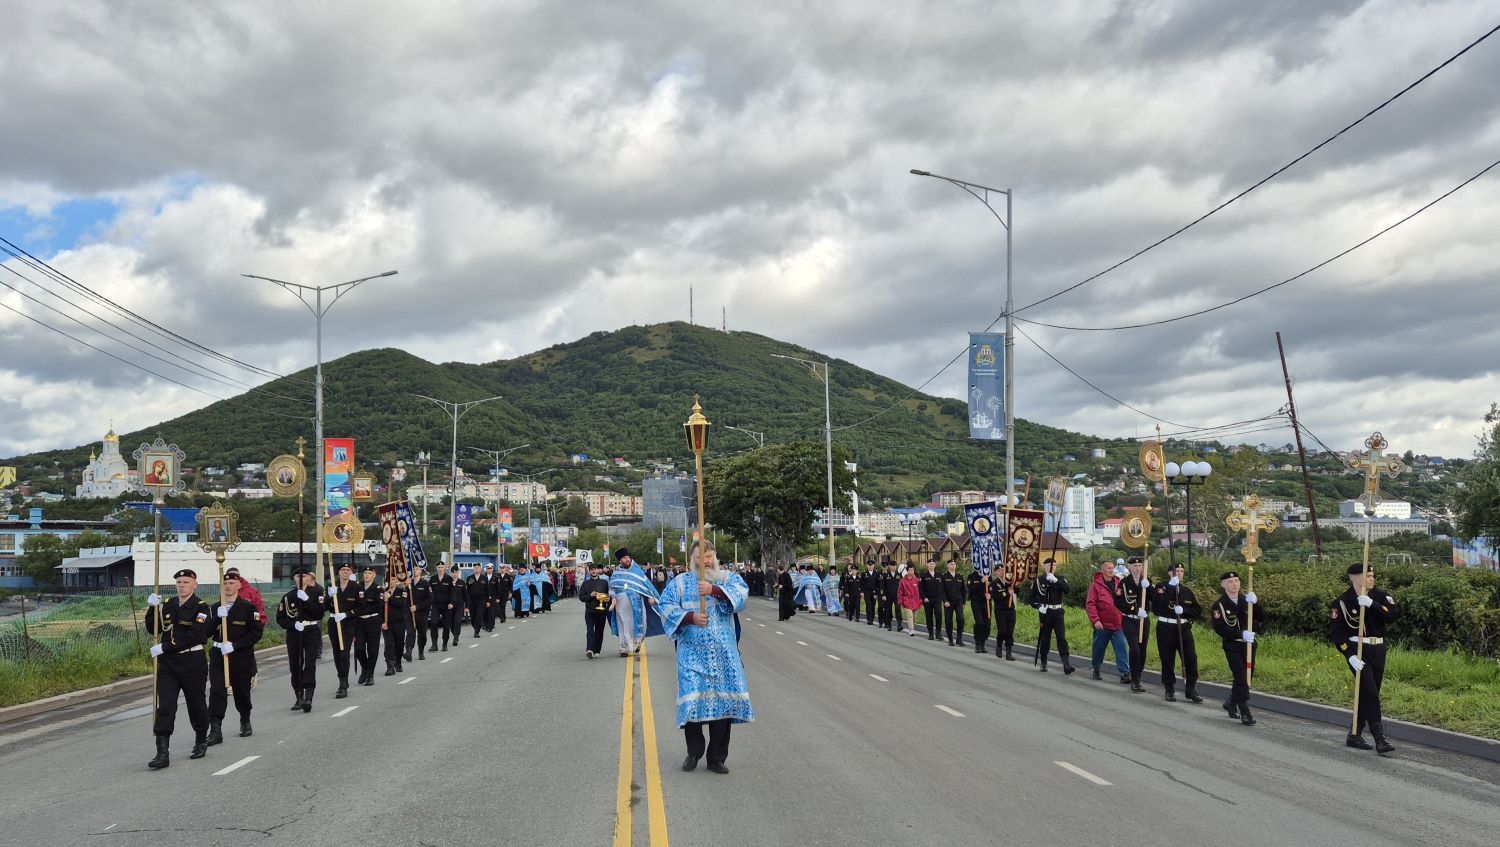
{"left": 897, "top": 567, "right": 922, "bottom": 637}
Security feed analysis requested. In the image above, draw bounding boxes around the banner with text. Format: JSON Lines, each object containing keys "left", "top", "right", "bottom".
{"left": 324, "top": 438, "right": 354, "bottom": 518}
{"left": 967, "top": 333, "right": 1005, "bottom": 441}
{"left": 964, "top": 500, "right": 1001, "bottom": 576}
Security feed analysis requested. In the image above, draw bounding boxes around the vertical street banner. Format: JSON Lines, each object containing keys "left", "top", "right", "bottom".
{"left": 324, "top": 438, "right": 354, "bottom": 518}
{"left": 964, "top": 500, "right": 1001, "bottom": 576}
{"left": 455, "top": 503, "right": 473, "bottom": 553}
{"left": 529, "top": 516, "right": 542, "bottom": 544}
{"left": 498, "top": 508, "right": 514, "bottom": 544}
{"left": 1004, "top": 507, "right": 1045, "bottom": 582}
{"left": 967, "top": 333, "right": 1005, "bottom": 441}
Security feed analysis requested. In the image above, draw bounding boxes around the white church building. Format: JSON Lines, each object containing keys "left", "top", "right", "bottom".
{"left": 76, "top": 429, "right": 136, "bottom": 498}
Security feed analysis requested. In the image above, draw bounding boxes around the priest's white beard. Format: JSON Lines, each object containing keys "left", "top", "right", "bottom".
{"left": 701, "top": 566, "right": 725, "bottom": 584}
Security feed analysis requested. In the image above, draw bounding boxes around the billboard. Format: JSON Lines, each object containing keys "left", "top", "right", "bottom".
{"left": 324, "top": 438, "right": 354, "bottom": 517}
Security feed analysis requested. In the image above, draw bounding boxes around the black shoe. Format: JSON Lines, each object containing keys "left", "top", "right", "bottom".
{"left": 404, "top": 649, "right": 414, "bottom": 662}
{"left": 1091, "top": 668, "right": 1102, "bottom": 680}
{"left": 1063, "top": 665, "right": 1076, "bottom": 676}
{"left": 148, "top": 736, "right": 170, "bottom": 770}
{"left": 384, "top": 662, "right": 396, "bottom": 677}
{"left": 395, "top": 663, "right": 404, "bottom": 673}
{"left": 681, "top": 756, "right": 699, "bottom": 772}
{"left": 707, "top": 762, "right": 729, "bottom": 774}
{"left": 974, "top": 646, "right": 985, "bottom": 653}
{"left": 1130, "top": 681, "right": 1145, "bottom": 693}
{"left": 956, "top": 639, "right": 966, "bottom": 648}
{"left": 1039, "top": 664, "right": 1049, "bottom": 673}
{"left": 1119, "top": 674, "right": 1131, "bottom": 685}
{"left": 1005, "top": 648, "right": 1015, "bottom": 661}
{"left": 1166, "top": 689, "right": 1178, "bottom": 702}
{"left": 189, "top": 733, "right": 208, "bottom": 760}
{"left": 1185, "top": 687, "right": 1204, "bottom": 704}
{"left": 289, "top": 693, "right": 305, "bottom": 711}
{"left": 1240, "top": 704, "right": 1256, "bottom": 726}
{"left": 239, "top": 719, "right": 252, "bottom": 738}
{"left": 928, "top": 634, "right": 936, "bottom": 641}
{"left": 442, "top": 643, "right": 448, "bottom": 652}
{"left": 1222, "top": 700, "right": 1238, "bottom": 718}
{"left": 206, "top": 720, "right": 223, "bottom": 746}
{"left": 1346, "top": 733, "right": 1374, "bottom": 750}
{"left": 336, "top": 683, "right": 348, "bottom": 699}
{"left": 418, "top": 652, "right": 425, "bottom": 661}
{"left": 301, "top": 690, "right": 313, "bottom": 713}
{"left": 1371, "top": 722, "right": 1395, "bottom": 755}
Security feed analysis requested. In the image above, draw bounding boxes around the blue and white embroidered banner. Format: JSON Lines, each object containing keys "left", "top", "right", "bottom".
{"left": 965, "top": 500, "right": 1001, "bottom": 575}
{"left": 967, "top": 333, "right": 1005, "bottom": 441}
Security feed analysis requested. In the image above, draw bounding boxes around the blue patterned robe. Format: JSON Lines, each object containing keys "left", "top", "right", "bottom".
{"left": 821, "top": 573, "right": 844, "bottom": 615}
{"left": 608, "top": 564, "right": 663, "bottom": 640}
{"left": 792, "top": 572, "right": 824, "bottom": 610}
{"left": 659, "top": 572, "right": 755, "bottom": 727}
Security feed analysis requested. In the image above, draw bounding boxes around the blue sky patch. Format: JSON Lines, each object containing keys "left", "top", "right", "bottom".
{"left": 0, "top": 196, "right": 122, "bottom": 255}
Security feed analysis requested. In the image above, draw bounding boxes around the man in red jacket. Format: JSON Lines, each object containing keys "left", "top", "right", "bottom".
{"left": 1086, "top": 560, "right": 1130, "bottom": 683}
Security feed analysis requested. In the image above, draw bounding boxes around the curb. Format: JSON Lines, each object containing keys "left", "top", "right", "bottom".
{"left": 0, "top": 645, "right": 286, "bottom": 726}
{"left": 754, "top": 595, "right": 1500, "bottom": 763}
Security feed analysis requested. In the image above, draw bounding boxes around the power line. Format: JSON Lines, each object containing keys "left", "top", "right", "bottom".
{"left": 1011, "top": 22, "right": 1500, "bottom": 316}
{"left": 1016, "top": 158, "right": 1500, "bottom": 332}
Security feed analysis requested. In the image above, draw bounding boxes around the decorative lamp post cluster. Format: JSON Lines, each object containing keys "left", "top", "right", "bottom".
{"left": 1165, "top": 460, "right": 1213, "bottom": 578}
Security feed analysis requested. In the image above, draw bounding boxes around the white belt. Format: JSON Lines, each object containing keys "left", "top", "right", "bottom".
{"left": 1349, "top": 636, "right": 1383, "bottom": 645}
{"left": 1042, "top": 604, "right": 1063, "bottom": 611}
{"left": 1156, "top": 617, "right": 1185, "bottom": 625}
{"left": 357, "top": 613, "right": 379, "bottom": 619}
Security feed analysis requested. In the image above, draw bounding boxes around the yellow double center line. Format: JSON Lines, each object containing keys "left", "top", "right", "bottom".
{"left": 614, "top": 644, "right": 669, "bottom": 847}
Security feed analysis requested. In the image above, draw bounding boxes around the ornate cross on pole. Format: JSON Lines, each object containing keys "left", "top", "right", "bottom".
{"left": 1226, "top": 494, "right": 1279, "bottom": 685}
{"left": 1342, "top": 431, "right": 1405, "bottom": 734}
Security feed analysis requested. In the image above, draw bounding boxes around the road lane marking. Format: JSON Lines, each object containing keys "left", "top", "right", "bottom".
{"left": 212, "top": 755, "right": 259, "bottom": 776}
{"left": 869, "top": 674, "right": 888, "bottom": 682}
{"left": 1055, "top": 761, "right": 1112, "bottom": 785}
{"left": 638, "top": 643, "right": 669, "bottom": 846}
{"left": 441, "top": 657, "right": 454, "bottom": 663}
{"left": 775, "top": 631, "right": 784, "bottom": 635}
{"left": 757, "top": 623, "right": 766, "bottom": 627}
{"left": 613, "top": 652, "right": 635, "bottom": 847}
{"left": 398, "top": 677, "right": 416, "bottom": 685}
{"left": 102, "top": 825, "right": 116, "bottom": 832}
{"left": 331, "top": 706, "right": 358, "bottom": 718}
{"left": 509, "top": 626, "right": 516, "bottom": 630}
{"left": 468, "top": 643, "right": 478, "bottom": 649}
{"left": 934, "top": 705, "right": 965, "bottom": 718}
{"left": 491, "top": 633, "right": 499, "bottom": 638}
{"left": 797, "top": 641, "right": 808, "bottom": 646}
{"left": 827, "top": 654, "right": 842, "bottom": 661}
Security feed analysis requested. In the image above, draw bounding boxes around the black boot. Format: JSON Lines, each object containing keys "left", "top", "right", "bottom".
{"left": 1005, "top": 645, "right": 1015, "bottom": 661}
{"left": 418, "top": 649, "right": 425, "bottom": 661}
{"left": 1130, "top": 681, "right": 1144, "bottom": 693}
{"left": 147, "top": 735, "right": 170, "bottom": 770}
{"left": 1062, "top": 664, "right": 1076, "bottom": 676}
{"left": 1371, "top": 722, "right": 1395, "bottom": 755}
{"left": 1240, "top": 704, "right": 1256, "bottom": 726}
{"left": 206, "top": 719, "right": 223, "bottom": 746}
{"left": 301, "top": 689, "right": 313, "bottom": 713}
{"left": 404, "top": 649, "right": 414, "bottom": 663}
{"left": 1185, "top": 685, "right": 1204, "bottom": 704}
{"left": 239, "top": 718, "right": 252, "bottom": 738}
{"left": 336, "top": 679, "right": 349, "bottom": 699}
{"left": 1039, "top": 661, "right": 1049, "bottom": 673}
{"left": 1222, "top": 699, "right": 1238, "bottom": 718}
{"left": 189, "top": 731, "right": 208, "bottom": 759}
{"left": 1166, "top": 688, "right": 1178, "bottom": 703}
{"left": 1091, "top": 668, "right": 1103, "bottom": 681}
{"left": 1346, "top": 733, "right": 1374, "bottom": 750}
{"left": 384, "top": 661, "right": 396, "bottom": 677}
{"left": 289, "top": 691, "right": 305, "bottom": 710}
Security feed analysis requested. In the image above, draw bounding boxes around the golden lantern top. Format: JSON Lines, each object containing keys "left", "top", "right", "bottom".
{"left": 684, "top": 396, "right": 711, "bottom": 454}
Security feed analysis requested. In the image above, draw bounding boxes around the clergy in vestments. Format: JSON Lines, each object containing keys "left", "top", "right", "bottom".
{"left": 793, "top": 567, "right": 824, "bottom": 612}
{"left": 608, "top": 549, "right": 663, "bottom": 655}
{"left": 660, "top": 540, "right": 754, "bottom": 775}
{"left": 821, "top": 568, "right": 844, "bottom": 616}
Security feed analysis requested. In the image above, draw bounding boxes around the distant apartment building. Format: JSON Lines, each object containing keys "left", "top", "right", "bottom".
{"left": 933, "top": 490, "right": 1002, "bottom": 509}
{"left": 1331, "top": 498, "right": 1430, "bottom": 540}
{"left": 405, "top": 481, "right": 548, "bottom": 505}
{"left": 860, "top": 511, "right": 907, "bottom": 538}
{"left": 0, "top": 508, "right": 118, "bottom": 587}
{"left": 556, "top": 490, "right": 644, "bottom": 520}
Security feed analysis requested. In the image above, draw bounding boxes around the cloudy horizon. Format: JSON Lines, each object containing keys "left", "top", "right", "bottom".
{"left": 3, "top": 1, "right": 1498, "bottom": 462}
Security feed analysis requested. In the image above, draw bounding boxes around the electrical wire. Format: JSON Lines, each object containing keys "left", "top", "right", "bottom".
{"left": 1015, "top": 158, "right": 1500, "bottom": 332}
{"left": 1010, "top": 22, "right": 1500, "bottom": 316}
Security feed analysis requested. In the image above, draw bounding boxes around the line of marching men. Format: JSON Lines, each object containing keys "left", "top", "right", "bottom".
{"left": 140, "top": 560, "right": 561, "bottom": 770}
{"left": 790, "top": 553, "right": 1400, "bottom": 754}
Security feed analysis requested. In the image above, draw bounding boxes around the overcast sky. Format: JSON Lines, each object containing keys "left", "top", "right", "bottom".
{"left": 3, "top": 0, "right": 1498, "bottom": 463}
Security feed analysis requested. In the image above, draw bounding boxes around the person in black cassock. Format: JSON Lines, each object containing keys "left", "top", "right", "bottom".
{"left": 776, "top": 565, "right": 797, "bottom": 621}
{"left": 579, "top": 561, "right": 611, "bottom": 658}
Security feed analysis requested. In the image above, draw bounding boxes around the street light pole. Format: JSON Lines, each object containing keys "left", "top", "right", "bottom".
{"left": 771, "top": 354, "right": 835, "bottom": 571}
{"left": 414, "top": 394, "right": 504, "bottom": 566}
{"left": 468, "top": 444, "right": 530, "bottom": 565}
{"left": 910, "top": 168, "right": 1014, "bottom": 508}
{"left": 723, "top": 425, "right": 765, "bottom": 448}
{"left": 247, "top": 269, "right": 397, "bottom": 573}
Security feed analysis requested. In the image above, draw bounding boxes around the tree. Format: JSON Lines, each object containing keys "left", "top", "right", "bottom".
{"left": 18, "top": 533, "right": 67, "bottom": 586}
{"left": 1454, "top": 408, "right": 1500, "bottom": 553}
{"left": 559, "top": 496, "right": 592, "bottom": 528}
{"left": 704, "top": 441, "right": 854, "bottom": 568}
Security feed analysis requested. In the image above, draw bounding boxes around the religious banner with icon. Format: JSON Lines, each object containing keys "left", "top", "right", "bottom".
{"left": 377, "top": 501, "right": 410, "bottom": 580}
{"left": 966, "top": 332, "right": 1005, "bottom": 441}
{"left": 324, "top": 438, "right": 354, "bottom": 518}
{"left": 964, "top": 500, "right": 1001, "bottom": 576}
{"left": 1004, "top": 507, "right": 1045, "bottom": 582}
{"left": 376, "top": 500, "right": 426, "bottom": 575}
{"left": 351, "top": 472, "right": 375, "bottom": 501}
{"left": 529, "top": 542, "right": 551, "bottom": 561}
{"left": 195, "top": 501, "right": 241, "bottom": 558}
{"left": 455, "top": 503, "right": 473, "bottom": 552}
{"left": 322, "top": 512, "right": 365, "bottom": 552}
{"left": 1043, "top": 476, "right": 1067, "bottom": 532}
{"left": 267, "top": 453, "right": 306, "bottom": 497}
{"left": 1139, "top": 441, "right": 1166, "bottom": 483}
{"left": 133, "top": 436, "right": 187, "bottom": 500}
{"left": 1120, "top": 508, "right": 1152, "bottom": 549}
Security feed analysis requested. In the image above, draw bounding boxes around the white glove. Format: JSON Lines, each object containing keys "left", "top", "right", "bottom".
{"left": 1136, "top": 609, "right": 1148, "bottom": 619}
{"left": 1140, "top": 578, "right": 1151, "bottom": 590}
{"left": 216, "top": 606, "right": 229, "bottom": 619}
{"left": 219, "top": 642, "right": 234, "bottom": 655}
{"left": 294, "top": 621, "right": 306, "bottom": 631}
{"left": 296, "top": 590, "right": 309, "bottom": 601}
{"left": 1045, "top": 573, "right": 1057, "bottom": 583}
{"left": 1357, "top": 594, "right": 1373, "bottom": 608}
{"left": 1245, "top": 592, "right": 1258, "bottom": 605}
{"left": 333, "top": 612, "right": 347, "bottom": 622}
{"left": 328, "top": 585, "right": 337, "bottom": 596}
{"left": 1036, "top": 605, "right": 1047, "bottom": 612}
{"left": 1168, "top": 577, "right": 1179, "bottom": 587}
{"left": 1348, "top": 655, "right": 1365, "bottom": 672}
{"left": 1173, "top": 605, "right": 1184, "bottom": 615}
{"left": 1242, "top": 630, "right": 1255, "bottom": 643}
{"left": 149, "top": 643, "right": 165, "bottom": 658}
{"left": 147, "top": 593, "right": 162, "bottom": 607}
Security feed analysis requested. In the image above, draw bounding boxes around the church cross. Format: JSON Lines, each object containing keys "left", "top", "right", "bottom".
{"left": 1226, "top": 494, "right": 1279, "bottom": 563}
{"left": 1343, "top": 432, "right": 1406, "bottom": 516}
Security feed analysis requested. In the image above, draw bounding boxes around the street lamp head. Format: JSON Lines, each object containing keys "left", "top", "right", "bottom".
{"left": 684, "top": 395, "right": 711, "bottom": 454}
{"left": 1197, "top": 462, "right": 1213, "bottom": 478}
{"left": 1164, "top": 461, "right": 1181, "bottom": 479}
{"left": 909, "top": 169, "right": 931, "bottom": 176}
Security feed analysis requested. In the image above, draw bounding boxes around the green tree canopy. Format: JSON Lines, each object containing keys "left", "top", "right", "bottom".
{"left": 705, "top": 441, "right": 854, "bottom": 567}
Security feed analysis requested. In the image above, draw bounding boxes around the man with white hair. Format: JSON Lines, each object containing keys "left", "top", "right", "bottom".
{"left": 659, "top": 540, "right": 754, "bottom": 774}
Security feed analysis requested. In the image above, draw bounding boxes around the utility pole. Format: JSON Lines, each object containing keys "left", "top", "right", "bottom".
{"left": 1276, "top": 332, "right": 1323, "bottom": 560}
{"left": 415, "top": 395, "right": 504, "bottom": 565}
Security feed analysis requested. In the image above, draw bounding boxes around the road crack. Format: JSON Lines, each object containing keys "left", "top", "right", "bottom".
{"left": 1066, "top": 735, "right": 1237, "bottom": 805}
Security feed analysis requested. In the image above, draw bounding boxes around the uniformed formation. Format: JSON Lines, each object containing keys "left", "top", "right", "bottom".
{"left": 764, "top": 555, "right": 1401, "bottom": 753}
{"left": 142, "top": 560, "right": 563, "bottom": 770}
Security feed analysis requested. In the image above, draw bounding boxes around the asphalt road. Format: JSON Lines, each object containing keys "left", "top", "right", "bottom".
{"left": 2, "top": 598, "right": 1498, "bottom": 847}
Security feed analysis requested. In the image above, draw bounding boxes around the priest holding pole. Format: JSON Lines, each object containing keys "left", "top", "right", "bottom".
{"left": 658, "top": 397, "right": 754, "bottom": 775}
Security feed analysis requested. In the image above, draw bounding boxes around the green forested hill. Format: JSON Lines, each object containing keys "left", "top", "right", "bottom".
{"left": 8, "top": 322, "right": 1136, "bottom": 503}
